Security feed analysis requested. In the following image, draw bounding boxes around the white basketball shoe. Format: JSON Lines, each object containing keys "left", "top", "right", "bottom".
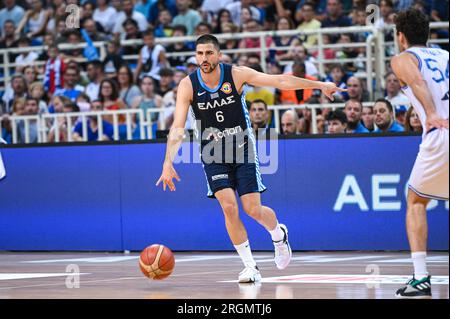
{"left": 273, "top": 224, "right": 292, "bottom": 270}
{"left": 238, "top": 265, "right": 262, "bottom": 283}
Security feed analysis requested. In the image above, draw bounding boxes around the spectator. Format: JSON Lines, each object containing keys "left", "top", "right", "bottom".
{"left": 82, "top": 18, "right": 108, "bottom": 43}
{"left": 284, "top": 44, "right": 319, "bottom": 76}
{"left": 218, "top": 22, "right": 240, "bottom": 58}
{"left": 154, "top": 8, "right": 173, "bottom": 37}
{"left": 17, "top": 97, "right": 40, "bottom": 144}
{"left": 61, "top": 30, "right": 84, "bottom": 60}
{"left": 99, "top": 78, "right": 126, "bottom": 119}
{"left": 280, "top": 60, "right": 317, "bottom": 105}
{"left": 296, "top": 2, "right": 322, "bottom": 48}
{"left": 239, "top": 19, "right": 272, "bottom": 56}
{"left": 121, "top": 18, "right": 143, "bottom": 58}
{"left": 14, "top": 37, "right": 39, "bottom": 73}
{"left": 195, "top": 22, "right": 213, "bottom": 37}
{"left": 249, "top": 99, "right": 271, "bottom": 138}
{"left": 245, "top": 64, "right": 275, "bottom": 107}
{"left": 326, "top": 64, "right": 347, "bottom": 100}
{"left": 375, "top": 0, "right": 395, "bottom": 29}
{"left": 29, "top": 81, "right": 48, "bottom": 114}
{"left": 240, "top": 6, "right": 254, "bottom": 26}
{"left": 269, "top": 17, "right": 301, "bottom": 62}
{"left": 384, "top": 71, "right": 410, "bottom": 106}
{"left": 156, "top": 68, "right": 174, "bottom": 97}
{"left": 1, "top": 74, "right": 27, "bottom": 115}
{"left": 0, "top": 0, "right": 25, "bottom": 38}
{"left": 166, "top": 25, "right": 189, "bottom": 67}
{"left": 186, "top": 56, "right": 198, "bottom": 74}
{"left": 148, "top": 0, "right": 178, "bottom": 26}
{"left": 431, "top": 0, "right": 449, "bottom": 22}
{"left": 321, "top": 0, "right": 351, "bottom": 42}
{"left": 281, "top": 109, "right": 299, "bottom": 135}
{"left": 23, "top": 65, "right": 38, "bottom": 87}
{"left": 346, "top": 76, "right": 370, "bottom": 102}
{"left": 113, "top": 0, "right": 148, "bottom": 38}
{"left": 173, "top": 69, "right": 188, "bottom": 85}
{"left": 73, "top": 100, "right": 114, "bottom": 141}
{"left": 134, "top": 0, "right": 152, "bottom": 18}
{"left": 394, "top": 105, "right": 408, "bottom": 127}
{"left": 134, "top": 28, "right": 168, "bottom": 82}
{"left": 103, "top": 40, "right": 126, "bottom": 78}
{"left": 117, "top": 65, "right": 141, "bottom": 108}
{"left": 361, "top": 105, "right": 375, "bottom": 132}
{"left": 43, "top": 44, "right": 65, "bottom": 96}
{"left": 0, "top": 20, "right": 18, "bottom": 54}
{"left": 85, "top": 60, "right": 105, "bottom": 102}
{"left": 131, "top": 75, "right": 163, "bottom": 125}
{"left": 336, "top": 33, "right": 363, "bottom": 72}
{"left": 326, "top": 109, "right": 347, "bottom": 134}
{"left": 343, "top": 100, "right": 370, "bottom": 133}
{"left": 48, "top": 95, "right": 70, "bottom": 114}
{"left": 47, "top": 100, "right": 80, "bottom": 143}
{"left": 212, "top": 8, "right": 233, "bottom": 34}
{"left": 93, "top": 0, "right": 118, "bottom": 33}
{"left": 373, "top": 98, "right": 405, "bottom": 133}
{"left": 172, "top": 0, "right": 202, "bottom": 35}
{"left": 405, "top": 107, "right": 423, "bottom": 133}
{"left": 54, "top": 66, "right": 85, "bottom": 102}
{"left": 226, "top": 0, "right": 261, "bottom": 26}
{"left": 15, "top": 0, "right": 50, "bottom": 43}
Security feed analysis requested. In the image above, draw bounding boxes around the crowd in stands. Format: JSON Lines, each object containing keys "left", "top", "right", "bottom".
{"left": 0, "top": 0, "right": 447, "bottom": 143}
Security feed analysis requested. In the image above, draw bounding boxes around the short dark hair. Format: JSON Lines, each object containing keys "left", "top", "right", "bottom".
{"left": 159, "top": 67, "right": 174, "bottom": 77}
{"left": 375, "top": 98, "right": 394, "bottom": 113}
{"left": 250, "top": 99, "right": 268, "bottom": 110}
{"left": 143, "top": 27, "right": 155, "bottom": 37}
{"left": 248, "top": 63, "right": 263, "bottom": 73}
{"left": 87, "top": 59, "right": 103, "bottom": 69}
{"left": 172, "top": 24, "right": 187, "bottom": 35}
{"left": 394, "top": 9, "right": 429, "bottom": 46}
{"left": 196, "top": 34, "right": 220, "bottom": 51}
{"left": 327, "top": 109, "right": 347, "bottom": 124}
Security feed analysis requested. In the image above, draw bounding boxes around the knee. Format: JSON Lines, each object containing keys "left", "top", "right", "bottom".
{"left": 221, "top": 201, "right": 239, "bottom": 219}
{"left": 243, "top": 204, "right": 262, "bottom": 219}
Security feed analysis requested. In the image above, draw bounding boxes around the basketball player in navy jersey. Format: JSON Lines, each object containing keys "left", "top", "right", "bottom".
{"left": 156, "top": 34, "right": 346, "bottom": 283}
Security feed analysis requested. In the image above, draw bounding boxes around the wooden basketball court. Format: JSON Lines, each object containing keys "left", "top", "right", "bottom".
{"left": 0, "top": 251, "right": 448, "bottom": 299}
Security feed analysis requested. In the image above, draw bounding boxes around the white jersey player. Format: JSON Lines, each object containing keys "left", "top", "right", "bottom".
{"left": 391, "top": 9, "right": 449, "bottom": 299}
{"left": 0, "top": 137, "right": 6, "bottom": 180}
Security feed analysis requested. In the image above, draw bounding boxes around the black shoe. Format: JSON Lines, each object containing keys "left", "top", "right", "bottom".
{"left": 395, "top": 275, "right": 432, "bottom": 299}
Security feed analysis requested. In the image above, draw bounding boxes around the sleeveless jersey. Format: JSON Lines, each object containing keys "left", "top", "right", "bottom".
{"left": 401, "top": 47, "right": 449, "bottom": 138}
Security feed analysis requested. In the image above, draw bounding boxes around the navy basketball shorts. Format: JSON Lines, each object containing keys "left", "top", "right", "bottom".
{"left": 202, "top": 162, "right": 267, "bottom": 198}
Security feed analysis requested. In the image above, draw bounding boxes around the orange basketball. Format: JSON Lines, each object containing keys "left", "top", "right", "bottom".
{"left": 139, "top": 244, "right": 175, "bottom": 280}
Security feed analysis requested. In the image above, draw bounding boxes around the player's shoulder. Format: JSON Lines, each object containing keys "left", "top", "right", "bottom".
{"left": 178, "top": 76, "right": 194, "bottom": 96}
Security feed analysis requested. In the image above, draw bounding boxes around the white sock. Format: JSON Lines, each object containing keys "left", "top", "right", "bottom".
{"left": 411, "top": 251, "right": 428, "bottom": 279}
{"left": 269, "top": 222, "right": 284, "bottom": 242}
{"left": 234, "top": 240, "right": 257, "bottom": 268}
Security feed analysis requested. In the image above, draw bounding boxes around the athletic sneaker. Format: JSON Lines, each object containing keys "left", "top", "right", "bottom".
{"left": 238, "top": 265, "right": 262, "bottom": 283}
{"left": 273, "top": 224, "right": 292, "bottom": 270}
{"left": 395, "top": 275, "right": 432, "bottom": 299}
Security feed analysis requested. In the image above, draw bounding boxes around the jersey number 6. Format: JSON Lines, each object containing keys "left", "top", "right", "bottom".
{"left": 216, "top": 111, "right": 224, "bottom": 123}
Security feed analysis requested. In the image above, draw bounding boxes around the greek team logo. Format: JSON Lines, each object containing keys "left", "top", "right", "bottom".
{"left": 221, "top": 82, "right": 232, "bottom": 94}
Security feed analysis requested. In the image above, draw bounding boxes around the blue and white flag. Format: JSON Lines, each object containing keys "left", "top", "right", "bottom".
{"left": 81, "top": 29, "right": 100, "bottom": 61}
{"left": 0, "top": 137, "right": 6, "bottom": 180}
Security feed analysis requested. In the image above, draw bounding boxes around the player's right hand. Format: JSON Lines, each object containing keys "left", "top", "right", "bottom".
{"left": 156, "top": 163, "right": 181, "bottom": 192}
{"left": 426, "top": 112, "right": 449, "bottom": 132}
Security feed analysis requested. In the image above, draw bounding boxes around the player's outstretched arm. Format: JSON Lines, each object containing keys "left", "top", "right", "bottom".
{"left": 391, "top": 53, "right": 449, "bottom": 131}
{"left": 155, "top": 77, "right": 192, "bottom": 191}
{"left": 233, "top": 66, "right": 347, "bottom": 101}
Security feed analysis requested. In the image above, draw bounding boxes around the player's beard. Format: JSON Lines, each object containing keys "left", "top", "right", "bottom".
{"left": 202, "top": 62, "right": 218, "bottom": 74}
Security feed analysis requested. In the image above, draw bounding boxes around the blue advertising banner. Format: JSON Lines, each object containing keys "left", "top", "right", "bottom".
{"left": 0, "top": 136, "right": 447, "bottom": 251}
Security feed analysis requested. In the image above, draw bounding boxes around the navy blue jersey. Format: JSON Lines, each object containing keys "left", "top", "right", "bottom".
{"left": 189, "top": 63, "right": 256, "bottom": 164}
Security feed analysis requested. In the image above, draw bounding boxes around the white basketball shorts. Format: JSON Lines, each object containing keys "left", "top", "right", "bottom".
{"left": 408, "top": 128, "right": 449, "bottom": 200}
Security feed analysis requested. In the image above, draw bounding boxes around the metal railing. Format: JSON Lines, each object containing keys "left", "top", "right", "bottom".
{"left": 1, "top": 100, "right": 412, "bottom": 144}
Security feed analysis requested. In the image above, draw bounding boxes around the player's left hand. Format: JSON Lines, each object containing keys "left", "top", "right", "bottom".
{"left": 426, "top": 112, "right": 449, "bottom": 132}
{"left": 156, "top": 162, "right": 181, "bottom": 192}
{"left": 320, "top": 82, "right": 347, "bottom": 101}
